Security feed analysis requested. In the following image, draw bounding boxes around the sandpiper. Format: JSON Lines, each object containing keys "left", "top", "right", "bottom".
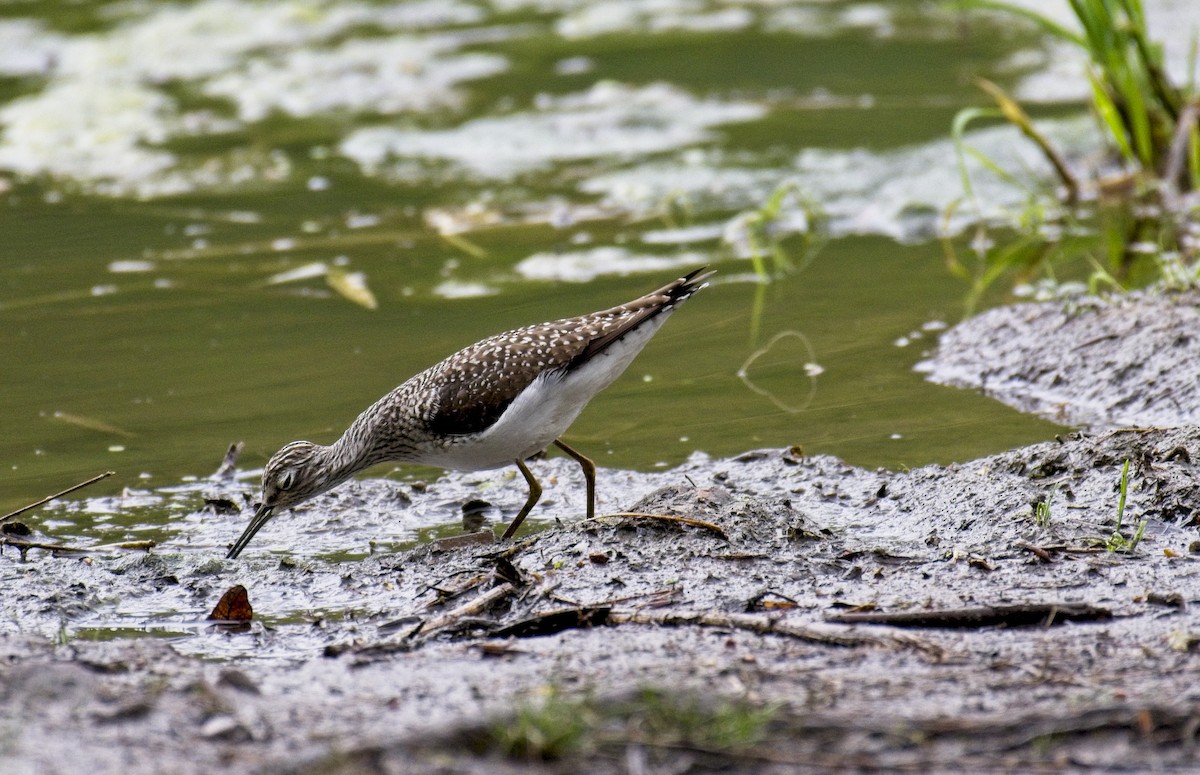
{"left": 226, "top": 267, "right": 714, "bottom": 558}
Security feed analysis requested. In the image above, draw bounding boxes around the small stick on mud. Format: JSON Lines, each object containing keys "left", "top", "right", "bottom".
{"left": 492, "top": 536, "right": 540, "bottom": 561}
{"left": 494, "top": 605, "right": 614, "bottom": 638}
{"left": 0, "top": 471, "right": 116, "bottom": 525}
{"left": 826, "top": 602, "right": 1112, "bottom": 629}
{"left": 1163, "top": 98, "right": 1200, "bottom": 200}
{"left": 1, "top": 537, "right": 91, "bottom": 555}
{"left": 1015, "top": 540, "right": 1054, "bottom": 563}
{"left": 585, "top": 512, "right": 729, "bottom": 540}
{"left": 212, "top": 442, "right": 244, "bottom": 479}
{"left": 407, "top": 581, "right": 516, "bottom": 641}
{"left": 1, "top": 537, "right": 156, "bottom": 558}
{"left": 89, "top": 540, "right": 157, "bottom": 552}
{"left": 421, "top": 571, "right": 492, "bottom": 608}
{"left": 607, "top": 610, "right": 941, "bottom": 656}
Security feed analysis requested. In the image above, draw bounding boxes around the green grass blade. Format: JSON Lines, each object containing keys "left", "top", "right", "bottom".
{"left": 1188, "top": 30, "right": 1198, "bottom": 96}
{"left": 977, "top": 234, "right": 1042, "bottom": 289}
{"left": 1069, "top": 0, "right": 1111, "bottom": 59}
{"left": 1119, "top": 66, "right": 1154, "bottom": 166}
{"left": 1115, "top": 458, "right": 1130, "bottom": 532}
{"left": 1084, "top": 253, "right": 1124, "bottom": 293}
{"left": 951, "top": 106, "right": 1004, "bottom": 209}
{"left": 1118, "top": 0, "right": 1147, "bottom": 34}
{"left": 1129, "top": 519, "right": 1147, "bottom": 551}
{"left": 976, "top": 78, "right": 1080, "bottom": 199}
{"left": 963, "top": 145, "right": 1028, "bottom": 188}
{"left": 939, "top": 203, "right": 974, "bottom": 282}
{"left": 1089, "top": 70, "right": 1136, "bottom": 161}
{"left": 1189, "top": 122, "right": 1200, "bottom": 190}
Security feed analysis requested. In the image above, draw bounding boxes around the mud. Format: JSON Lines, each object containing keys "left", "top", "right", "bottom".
{"left": 3, "top": 408, "right": 1200, "bottom": 773}
{"left": 919, "top": 289, "right": 1200, "bottom": 430}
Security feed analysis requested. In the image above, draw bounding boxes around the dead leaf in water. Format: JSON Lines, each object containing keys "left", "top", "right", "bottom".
{"left": 213, "top": 441, "right": 244, "bottom": 479}
{"left": 208, "top": 585, "right": 253, "bottom": 622}
{"left": 326, "top": 267, "right": 378, "bottom": 310}
{"left": 265, "top": 261, "right": 328, "bottom": 285}
{"left": 50, "top": 411, "right": 136, "bottom": 438}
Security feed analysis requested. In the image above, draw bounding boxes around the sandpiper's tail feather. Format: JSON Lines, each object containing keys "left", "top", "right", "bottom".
{"left": 652, "top": 266, "right": 716, "bottom": 307}
{"left": 569, "top": 266, "right": 713, "bottom": 368}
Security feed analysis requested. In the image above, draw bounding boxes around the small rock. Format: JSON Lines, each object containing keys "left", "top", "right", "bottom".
{"left": 200, "top": 714, "right": 249, "bottom": 741}
{"left": 216, "top": 669, "right": 260, "bottom": 695}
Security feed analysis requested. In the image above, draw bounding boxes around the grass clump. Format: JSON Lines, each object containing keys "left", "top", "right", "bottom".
{"left": 619, "top": 688, "right": 776, "bottom": 751}
{"left": 484, "top": 687, "right": 777, "bottom": 763}
{"left": 489, "top": 690, "right": 592, "bottom": 760}
{"left": 949, "top": 0, "right": 1200, "bottom": 305}
{"left": 1104, "top": 458, "right": 1148, "bottom": 552}
{"left": 963, "top": 0, "right": 1195, "bottom": 196}
{"left": 1034, "top": 490, "right": 1054, "bottom": 528}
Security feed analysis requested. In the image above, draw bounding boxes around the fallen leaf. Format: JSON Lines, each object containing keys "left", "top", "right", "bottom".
{"left": 326, "top": 267, "right": 377, "bottom": 310}
{"left": 208, "top": 585, "right": 253, "bottom": 622}
{"left": 265, "top": 261, "right": 328, "bottom": 285}
{"left": 478, "top": 642, "right": 526, "bottom": 658}
{"left": 51, "top": 411, "right": 136, "bottom": 438}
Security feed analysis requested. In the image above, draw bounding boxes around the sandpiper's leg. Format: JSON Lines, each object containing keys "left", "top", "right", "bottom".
{"left": 502, "top": 458, "right": 543, "bottom": 539}
{"left": 553, "top": 438, "right": 596, "bottom": 519}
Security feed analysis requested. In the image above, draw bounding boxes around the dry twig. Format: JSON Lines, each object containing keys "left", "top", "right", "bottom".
{"left": 826, "top": 602, "right": 1111, "bottom": 629}
{"left": 408, "top": 582, "right": 516, "bottom": 641}
{"left": 1, "top": 537, "right": 155, "bottom": 558}
{"left": 585, "top": 512, "right": 729, "bottom": 540}
{"left": 609, "top": 609, "right": 940, "bottom": 655}
{"left": 0, "top": 471, "right": 115, "bottom": 525}
{"left": 212, "top": 442, "right": 244, "bottom": 479}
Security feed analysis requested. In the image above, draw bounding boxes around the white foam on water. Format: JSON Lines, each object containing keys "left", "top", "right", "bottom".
{"left": 514, "top": 247, "right": 707, "bottom": 282}
{"left": 0, "top": 0, "right": 505, "bottom": 196}
{"left": 340, "top": 82, "right": 766, "bottom": 179}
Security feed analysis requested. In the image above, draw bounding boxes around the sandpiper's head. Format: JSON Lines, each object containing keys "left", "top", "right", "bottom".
{"left": 226, "top": 441, "right": 326, "bottom": 559}
{"left": 260, "top": 440, "right": 330, "bottom": 513}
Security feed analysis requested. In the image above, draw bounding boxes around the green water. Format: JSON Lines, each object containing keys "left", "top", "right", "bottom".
{"left": 0, "top": 1, "right": 1064, "bottom": 518}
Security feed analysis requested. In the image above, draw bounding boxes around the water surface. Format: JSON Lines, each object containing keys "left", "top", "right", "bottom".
{"left": 1, "top": 0, "right": 1095, "bottom": 524}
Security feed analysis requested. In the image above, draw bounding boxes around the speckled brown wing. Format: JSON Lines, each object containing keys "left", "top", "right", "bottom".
{"left": 423, "top": 267, "right": 712, "bottom": 438}
{"left": 422, "top": 321, "right": 592, "bottom": 436}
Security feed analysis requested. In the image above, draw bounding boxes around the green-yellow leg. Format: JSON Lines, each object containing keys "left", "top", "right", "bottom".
{"left": 502, "top": 457, "right": 542, "bottom": 540}
{"left": 553, "top": 438, "right": 596, "bottom": 519}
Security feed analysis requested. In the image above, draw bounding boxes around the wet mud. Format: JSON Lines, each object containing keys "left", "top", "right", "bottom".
{"left": 920, "top": 289, "right": 1200, "bottom": 429}
{"left": 6, "top": 293, "right": 1200, "bottom": 773}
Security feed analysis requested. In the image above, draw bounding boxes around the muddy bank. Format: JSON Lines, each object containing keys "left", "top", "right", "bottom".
{"left": 919, "top": 289, "right": 1200, "bottom": 429}
{"left": 5, "top": 422, "right": 1200, "bottom": 773}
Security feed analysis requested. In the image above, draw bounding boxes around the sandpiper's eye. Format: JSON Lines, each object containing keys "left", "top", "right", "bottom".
{"left": 277, "top": 469, "right": 297, "bottom": 491}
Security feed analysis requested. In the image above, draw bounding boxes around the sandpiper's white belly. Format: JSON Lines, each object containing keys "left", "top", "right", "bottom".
{"left": 411, "top": 316, "right": 669, "bottom": 471}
